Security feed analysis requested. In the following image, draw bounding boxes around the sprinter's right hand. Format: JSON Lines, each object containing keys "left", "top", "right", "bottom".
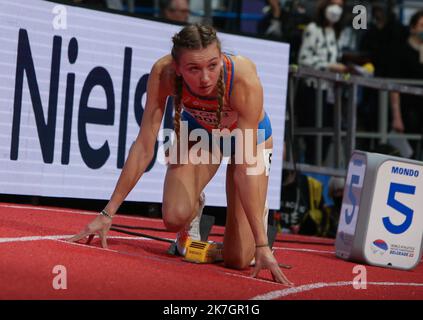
{"left": 67, "top": 214, "right": 112, "bottom": 249}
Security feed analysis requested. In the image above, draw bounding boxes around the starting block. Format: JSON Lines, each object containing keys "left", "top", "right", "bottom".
{"left": 168, "top": 213, "right": 279, "bottom": 264}
{"left": 184, "top": 240, "right": 223, "bottom": 264}
{"left": 183, "top": 225, "right": 278, "bottom": 264}
{"left": 335, "top": 150, "right": 423, "bottom": 270}
{"left": 167, "top": 214, "right": 215, "bottom": 256}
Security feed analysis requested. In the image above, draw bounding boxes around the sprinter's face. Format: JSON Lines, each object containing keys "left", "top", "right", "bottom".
{"left": 175, "top": 42, "right": 222, "bottom": 97}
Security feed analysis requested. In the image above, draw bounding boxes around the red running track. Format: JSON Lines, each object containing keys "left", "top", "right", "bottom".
{"left": 0, "top": 202, "right": 422, "bottom": 300}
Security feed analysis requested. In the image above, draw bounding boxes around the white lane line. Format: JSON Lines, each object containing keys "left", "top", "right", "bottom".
{"left": 0, "top": 235, "right": 72, "bottom": 243}
{"left": 222, "top": 272, "right": 290, "bottom": 287}
{"left": 250, "top": 281, "right": 423, "bottom": 300}
{"left": 54, "top": 239, "right": 183, "bottom": 266}
{"left": 0, "top": 234, "right": 173, "bottom": 244}
{"left": 0, "top": 235, "right": 180, "bottom": 266}
{"left": 273, "top": 247, "right": 334, "bottom": 254}
{"left": 0, "top": 203, "right": 156, "bottom": 222}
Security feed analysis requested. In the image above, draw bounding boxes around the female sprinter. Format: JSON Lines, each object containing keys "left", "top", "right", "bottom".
{"left": 68, "top": 23, "right": 292, "bottom": 285}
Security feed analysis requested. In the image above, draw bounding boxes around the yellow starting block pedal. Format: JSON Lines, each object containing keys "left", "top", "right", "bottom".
{"left": 183, "top": 240, "right": 223, "bottom": 264}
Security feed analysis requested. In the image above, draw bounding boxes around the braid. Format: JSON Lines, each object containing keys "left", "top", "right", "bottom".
{"left": 173, "top": 75, "right": 183, "bottom": 142}
{"left": 216, "top": 69, "right": 225, "bottom": 129}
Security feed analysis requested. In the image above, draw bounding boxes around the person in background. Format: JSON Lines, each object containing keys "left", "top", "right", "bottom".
{"left": 357, "top": 2, "right": 408, "bottom": 146}
{"left": 159, "top": 0, "right": 190, "bottom": 23}
{"left": 298, "top": 0, "right": 347, "bottom": 74}
{"left": 295, "top": 0, "right": 348, "bottom": 165}
{"left": 389, "top": 10, "right": 423, "bottom": 160}
{"left": 277, "top": 168, "right": 330, "bottom": 237}
{"left": 275, "top": 142, "right": 329, "bottom": 237}
{"left": 327, "top": 175, "right": 344, "bottom": 238}
{"left": 258, "top": 0, "right": 311, "bottom": 64}
{"left": 360, "top": 3, "right": 408, "bottom": 79}
{"left": 257, "top": 0, "right": 283, "bottom": 39}
{"left": 282, "top": 0, "right": 311, "bottom": 64}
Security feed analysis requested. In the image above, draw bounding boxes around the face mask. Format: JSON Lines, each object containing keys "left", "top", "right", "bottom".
{"left": 417, "top": 31, "right": 423, "bottom": 41}
{"left": 325, "top": 4, "right": 343, "bottom": 24}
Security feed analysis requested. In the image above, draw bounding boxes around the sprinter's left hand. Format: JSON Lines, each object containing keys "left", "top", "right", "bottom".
{"left": 251, "top": 246, "right": 293, "bottom": 286}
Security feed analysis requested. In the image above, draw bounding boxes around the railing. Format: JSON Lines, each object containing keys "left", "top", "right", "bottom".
{"left": 286, "top": 65, "right": 423, "bottom": 177}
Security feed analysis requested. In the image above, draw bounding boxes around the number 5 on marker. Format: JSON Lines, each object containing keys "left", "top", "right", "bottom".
{"left": 345, "top": 174, "right": 360, "bottom": 225}
{"left": 383, "top": 182, "right": 415, "bottom": 234}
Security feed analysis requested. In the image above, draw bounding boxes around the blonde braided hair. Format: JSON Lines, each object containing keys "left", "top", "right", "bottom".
{"left": 173, "top": 75, "right": 183, "bottom": 142}
{"left": 216, "top": 68, "right": 225, "bottom": 129}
